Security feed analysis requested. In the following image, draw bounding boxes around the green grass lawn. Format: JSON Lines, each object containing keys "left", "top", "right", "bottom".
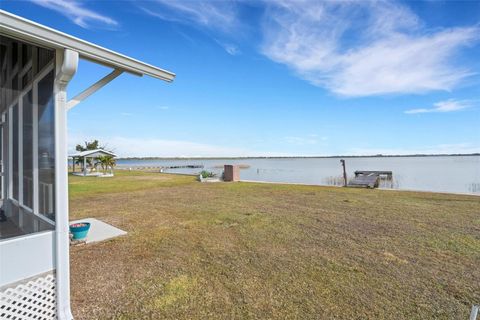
{"left": 69, "top": 171, "right": 480, "bottom": 320}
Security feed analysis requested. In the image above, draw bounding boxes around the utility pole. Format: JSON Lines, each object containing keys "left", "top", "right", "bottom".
{"left": 340, "top": 159, "right": 347, "bottom": 187}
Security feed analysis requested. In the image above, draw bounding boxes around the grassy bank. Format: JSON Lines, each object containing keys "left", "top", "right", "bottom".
{"left": 69, "top": 171, "right": 480, "bottom": 319}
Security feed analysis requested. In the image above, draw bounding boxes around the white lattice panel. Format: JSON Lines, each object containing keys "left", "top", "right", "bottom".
{"left": 0, "top": 273, "right": 57, "bottom": 319}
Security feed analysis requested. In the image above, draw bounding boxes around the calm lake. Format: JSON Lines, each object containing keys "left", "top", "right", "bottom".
{"left": 116, "top": 156, "right": 480, "bottom": 195}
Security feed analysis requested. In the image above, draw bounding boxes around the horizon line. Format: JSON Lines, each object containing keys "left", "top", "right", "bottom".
{"left": 116, "top": 153, "right": 480, "bottom": 160}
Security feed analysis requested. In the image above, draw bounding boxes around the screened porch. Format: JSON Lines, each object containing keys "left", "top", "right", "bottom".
{"left": 0, "top": 34, "right": 57, "bottom": 241}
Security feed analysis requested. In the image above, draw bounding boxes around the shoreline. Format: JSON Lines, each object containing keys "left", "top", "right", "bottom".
{"left": 117, "top": 168, "right": 479, "bottom": 197}
{"left": 239, "top": 179, "right": 480, "bottom": 197}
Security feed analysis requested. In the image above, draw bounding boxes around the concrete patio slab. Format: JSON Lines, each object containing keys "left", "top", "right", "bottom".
{"left": 69, "top": 218, "right": 127, "bottom": 244}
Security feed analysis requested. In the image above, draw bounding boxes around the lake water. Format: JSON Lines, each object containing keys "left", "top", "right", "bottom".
{"left": 116, "top": 156, "right": 480, "bottom": 195}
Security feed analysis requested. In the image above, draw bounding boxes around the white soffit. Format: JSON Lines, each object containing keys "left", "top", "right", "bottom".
{"left": 0, "top": 9, "right": 175, "bottom": 82}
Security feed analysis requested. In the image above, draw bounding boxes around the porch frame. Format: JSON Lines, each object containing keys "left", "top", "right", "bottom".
{"left": 54, "top": 48, "right": 78, "bottom": 320}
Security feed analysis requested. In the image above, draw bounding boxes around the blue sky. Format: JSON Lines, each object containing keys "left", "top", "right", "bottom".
{"left": 2, "top": 0, "right": 480, "bottom": 157}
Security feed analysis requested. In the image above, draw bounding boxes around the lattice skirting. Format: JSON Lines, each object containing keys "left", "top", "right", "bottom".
{"left": 0, "top": 272, "right": 57, "bottom": 320}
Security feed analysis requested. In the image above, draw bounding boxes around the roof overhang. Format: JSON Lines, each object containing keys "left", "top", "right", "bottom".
{"left": 0, "top": 9, "right": 175, "bottom": 82}
{"left": 69, "top": 149, "right": 117, "bottom": 158}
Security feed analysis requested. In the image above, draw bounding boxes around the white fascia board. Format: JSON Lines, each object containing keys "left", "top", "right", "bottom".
{"left": 69, "top": 149, "right": 117, "bottom": 158}
{"left": 0, "top": 10, "right": 175, "bottom": 82}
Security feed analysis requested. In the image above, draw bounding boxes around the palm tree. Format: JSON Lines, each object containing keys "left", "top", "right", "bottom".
{"left": 96, "top": 155, "right": 116, "bottom": 174}
{"left": 105, "top": 156, "right": 116, "bottom": 174}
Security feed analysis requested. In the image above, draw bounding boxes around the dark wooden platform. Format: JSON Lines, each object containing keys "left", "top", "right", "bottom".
{"left": 164, "top": 165, "right": 204, "bottom": 169}
{"left": 354, "top": 170, "right": 392, "bottom": 177}
{"left": 348, "top": 171, "right": 393, "bottom": 188}
{"left": 348, "top": 174, "right": 379, "bottom": 188}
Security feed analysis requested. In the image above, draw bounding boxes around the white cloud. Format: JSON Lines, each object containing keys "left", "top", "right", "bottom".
{"left": 31, "top": 0, "right": 118, "bottom": 28}
{"left": 139, "top": 1, "right": 479, "bottom": 97}
{"left": 140, "top": 1, "right": 238, "bottom": 32}
{"left": 223, "top": 44, "right": 240, "bottom": 56}
{"left": 158, "top": 106, "right": 169, "bottom": 110}
{"left": 261, "top": 1, "right": 479, "bottom": 97}
{"left": 348, "top": 143, "right": 480, "bottom": 156}
{"left": 405, "top": 99, "right": 474, "bottom": 114}
{"left": 308, "top": 134, "right": 328, "bottom": 141}
{"left": 68, "top": 134, "right": 285, "bottom": 158}
{"left": 141, "top": 2, "right": 241, "bottom": 54}
{"left": 215, "top": 40, "right": 240, "bottom": 55}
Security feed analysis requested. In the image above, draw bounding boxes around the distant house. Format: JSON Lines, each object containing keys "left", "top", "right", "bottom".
{"left": 69, "top": 149, "right": 117, "bottom": 177}
{"left": 0, "top": 10, "right": 174, "bottom": 319}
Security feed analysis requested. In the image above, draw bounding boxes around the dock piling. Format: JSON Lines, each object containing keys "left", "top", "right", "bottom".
{"left": 340, "top": 159, "right": 347, "bottom": 187}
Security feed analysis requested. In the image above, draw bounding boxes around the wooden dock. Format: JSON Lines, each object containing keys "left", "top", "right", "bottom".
{"left": 117, "top": 165, "right": 204, "bottom": 172}
{"left": 164, "top": 165, "right": 204, "bottom": 169}
{"left": 348, "top": 171, "right": 393, "bottom": 188}
{"left": 354, "top": 170, "right": 392, "bottom": 178}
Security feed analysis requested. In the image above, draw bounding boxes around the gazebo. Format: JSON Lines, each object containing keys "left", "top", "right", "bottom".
{"left": 0, "top": 9, "right": 174, "bottom": 320}
{"left": 69, "top": 149, "right": 117, "bottom": 177}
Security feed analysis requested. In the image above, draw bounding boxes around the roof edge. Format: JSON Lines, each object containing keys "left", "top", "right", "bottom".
{"left": 0, "top": 10, "right": 175, "bottom": 82}
{"left": 69, "top": 149, "right": 118, "bottom": 158}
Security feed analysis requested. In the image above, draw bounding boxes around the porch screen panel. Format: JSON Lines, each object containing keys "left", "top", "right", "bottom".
{"left": 12, "top": 104, "right": 19, "bottom": 201}
{"left": 0, "top": 35, "right": 55, "bottom": 241}
{"left": 23, "top": 91, "right": 33, "bottom": 209}
{"left": 37, "top": 70, "right": 55, "bottom": 221}
{"left": 0, "top": 123, "right": 2, "bottom": 198}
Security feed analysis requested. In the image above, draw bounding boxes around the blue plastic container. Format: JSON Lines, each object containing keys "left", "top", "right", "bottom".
{"left": 70, "top": 222, "right": 91, "bottom": 240}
